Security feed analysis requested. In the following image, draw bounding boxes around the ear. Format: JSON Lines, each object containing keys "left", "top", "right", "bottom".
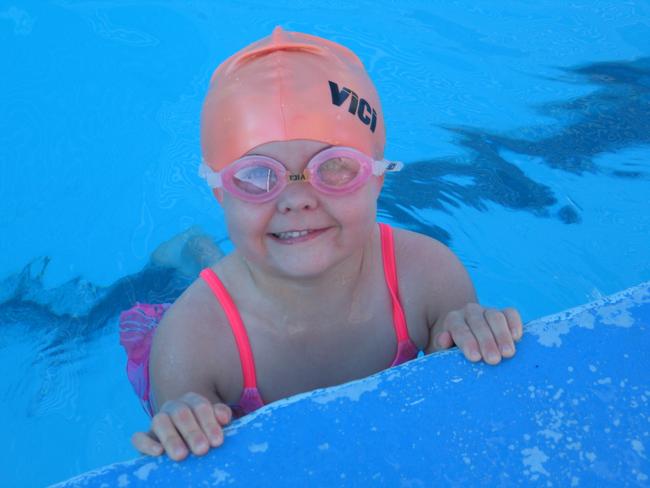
{"left": 212, "top": 188, "right": 223, "bottom": 203}
{"left": 375, "top": 174, "right": 385, "bottom": 193}
{"left": 369, "top": 175, "right": 384, "bottom": 201}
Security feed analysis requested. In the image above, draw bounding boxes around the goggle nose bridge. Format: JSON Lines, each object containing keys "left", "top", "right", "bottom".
{"left": 288, "top": 172, "right": 310, "bottom": 182}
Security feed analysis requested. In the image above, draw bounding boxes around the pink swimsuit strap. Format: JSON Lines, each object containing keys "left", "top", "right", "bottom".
{"left": 378, "top": 223, "right": 419, "bottom": 366}
{"left": 199, "top": 268, "right": 264, "bottom": 416}
{"left": 199, "top": 223, "right": 417, "bottom": 416}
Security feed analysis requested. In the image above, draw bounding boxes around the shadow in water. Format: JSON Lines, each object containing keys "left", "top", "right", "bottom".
{"left": 0, "top": 226, "right": 223, "bottom": 363}
{"left": 0, "top": 257, "right": 191, "bottom": 363}
{"left": 379, "top": 57, "right": 650, "bottom": 244}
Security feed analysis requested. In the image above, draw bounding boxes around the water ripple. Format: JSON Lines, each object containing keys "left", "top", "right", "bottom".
{"left": 57, "top": 2, "right": 159, "bottom": 47}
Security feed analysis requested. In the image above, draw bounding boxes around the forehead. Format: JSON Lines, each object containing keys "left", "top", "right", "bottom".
{"left": 245, "top": 140, "right": 331, "bottom": 165}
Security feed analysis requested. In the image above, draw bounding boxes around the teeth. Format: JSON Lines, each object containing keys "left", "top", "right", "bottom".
{"left": 274, "top": 230, "right": 311, "bottom": 240}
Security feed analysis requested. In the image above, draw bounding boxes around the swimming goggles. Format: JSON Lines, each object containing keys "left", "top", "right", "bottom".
{"left": 199, "top": 146, "right": 403, "bottom": 203}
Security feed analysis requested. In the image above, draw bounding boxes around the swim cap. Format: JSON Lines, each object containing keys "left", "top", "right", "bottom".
{"left": 201, "top": 26, "right": 385, "bottom": 171}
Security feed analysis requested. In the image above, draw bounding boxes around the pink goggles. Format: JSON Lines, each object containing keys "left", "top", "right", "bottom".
{"left": 199, "top": 146, "right": 403, "bottom": 203}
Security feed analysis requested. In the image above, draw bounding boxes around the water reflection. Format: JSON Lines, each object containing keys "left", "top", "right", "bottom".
{"left": 380, "top": 57, "right": 650, "bottom": 242}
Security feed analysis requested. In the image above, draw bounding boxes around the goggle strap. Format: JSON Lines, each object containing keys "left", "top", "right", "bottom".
{"left": 198, "top": 162, "right": 222, "bottom": 188}
{"left": 372, "top": 159, "right": 404, "bottom": 176}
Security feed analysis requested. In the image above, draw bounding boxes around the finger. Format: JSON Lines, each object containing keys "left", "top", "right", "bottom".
{"left": 435, "top": 330, "right": 453, "bottom": 350}
{"left": 445, "top": 312, "right": 481, "bottom": 362}
{"left": 183, "top": 394, "right": 226, "bottom": 448}
{"left": 431, "top": 311, "right": 460, "bottom": 352}
{"left": 465, "top": 305, "right": 501, "bottom": 365}
{"left": 151, "top": 411, "right": 189, "bottom": 461}
{"left": 214, "top": 403, "right": 233, "bottom": 426}
{"left": 168, "top": 401, "right": 211, "bottom": 457}
{"left": 503, "top": 307, "right": 523, "bottom": 341}
{"left": 484, "top": 308, "right": 515, "bottom": 358}
{"left": 131, "top": 431, "right": 163, "bottom": 457}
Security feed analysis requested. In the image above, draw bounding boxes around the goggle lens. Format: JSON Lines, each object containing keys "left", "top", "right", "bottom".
{"left": 316, "top": 157, "right": 361, "bottom": 188}
{"left": 232, "top": 165, "right": 279, "bottom": 195}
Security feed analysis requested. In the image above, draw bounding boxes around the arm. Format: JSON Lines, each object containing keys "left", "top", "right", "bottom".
{"left": 395, "top": 229, "right": 522, "bottom": 365}
{"left": 131, "top": 285, "right": 233, "bottom": 461}
{"left": 422, "top": 241, "right": 523, "bottom": 364}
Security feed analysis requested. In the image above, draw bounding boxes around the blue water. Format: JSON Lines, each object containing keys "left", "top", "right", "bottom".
{"left": 0, "top": 1, "right": 648, "bottom": 486}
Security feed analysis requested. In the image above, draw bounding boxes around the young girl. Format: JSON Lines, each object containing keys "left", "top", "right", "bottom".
{"left": 120, "top": 27, "right": 523, "bottom": 462}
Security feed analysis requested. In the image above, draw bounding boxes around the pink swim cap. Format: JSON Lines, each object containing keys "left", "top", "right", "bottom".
{"left": 201, "top": 26, "right": 385, "bottom": 171}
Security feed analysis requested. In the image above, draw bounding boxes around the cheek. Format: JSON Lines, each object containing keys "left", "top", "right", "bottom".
{"left": 223, "top": 201, "right": 270, "bottom": 246}
{"left": 328, "top": 189, "right": 378, "bottom": 233}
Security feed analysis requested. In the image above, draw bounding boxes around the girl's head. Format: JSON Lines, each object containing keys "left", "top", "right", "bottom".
{"left": 200, "top": 26, "right": 386, "bottom": 172}
{"left": 198, "top": 28, "right": 397, "bottom": 278}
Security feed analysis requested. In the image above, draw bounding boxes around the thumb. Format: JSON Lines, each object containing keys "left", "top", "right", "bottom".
{"left": 131, "top": 431, "right": 163, "bottom": 456}
{"left": 436, "top": 330, "right": 453, "bottom": 350}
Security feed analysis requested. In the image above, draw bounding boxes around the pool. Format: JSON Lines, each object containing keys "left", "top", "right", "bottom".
{"left": 1, "top": 1, "right": 648, "bottom": 486}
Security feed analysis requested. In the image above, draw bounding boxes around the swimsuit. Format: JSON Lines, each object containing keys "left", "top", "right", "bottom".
{"left": 119, "top": 223, "right": 418, "bottom": 418}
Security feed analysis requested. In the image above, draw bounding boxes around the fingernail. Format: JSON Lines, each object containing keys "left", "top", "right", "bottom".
{"left": 488, "top": 352, "right": 499, "bottom": 363}
{"left": 470, "top": 351, "right": 481, "bottom": 361}
{"left": 211, "top": 430, "right": 222, "bottom": 445}
{"left": 501, "top": 344, "right": 513, "bottom": 355}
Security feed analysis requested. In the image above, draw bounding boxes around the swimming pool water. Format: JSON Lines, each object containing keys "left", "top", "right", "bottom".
{"left": 1, "top": 1, "right": 649, "bottom": 486}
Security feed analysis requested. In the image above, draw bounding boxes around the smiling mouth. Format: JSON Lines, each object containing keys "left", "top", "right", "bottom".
{"left": 272, "top": 230, "right": 311, "bottom": 239}
{"left": 268, "top": 227, "right": 330, "bottom": 242}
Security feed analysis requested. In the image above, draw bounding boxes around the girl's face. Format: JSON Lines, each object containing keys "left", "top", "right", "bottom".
{"left": 219, "top": 140, "right": 383, "bottom": 279}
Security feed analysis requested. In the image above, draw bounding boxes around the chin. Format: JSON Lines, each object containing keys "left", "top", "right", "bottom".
{"left": 269, "top": 253, "right": 341, "bottom": 280}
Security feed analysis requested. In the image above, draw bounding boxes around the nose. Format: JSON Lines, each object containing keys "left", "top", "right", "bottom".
{"left": 275, "top": 182, "right": 319, "bottom": 213}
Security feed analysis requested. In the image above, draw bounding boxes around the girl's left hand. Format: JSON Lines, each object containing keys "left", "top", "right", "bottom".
{"left": 430, "top": 304, "right": 523, "bottom": 365}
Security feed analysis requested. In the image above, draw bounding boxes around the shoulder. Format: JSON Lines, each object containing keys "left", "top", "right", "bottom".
{"left": 155, "top": 255, "right": 241, "bottom": 341}
{"left": 149, "top": 262, "right": 241, "bottom": 408}
{"left": 389, "top": 226, "right": 477, "bottom": 325}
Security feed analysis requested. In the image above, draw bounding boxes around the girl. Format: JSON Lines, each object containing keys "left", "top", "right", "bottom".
{"left": 121, "top": 27, "right": 523, "bottom": 462}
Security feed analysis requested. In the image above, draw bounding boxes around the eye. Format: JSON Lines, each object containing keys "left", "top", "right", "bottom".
{"left": 316, "top": 157, "right": 360, "bottom": 187}
{"left": 232, "top": 166, "right": 278, "bottom": 194}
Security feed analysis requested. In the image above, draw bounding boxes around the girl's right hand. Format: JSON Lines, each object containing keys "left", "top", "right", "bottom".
{"left": 131, "top": 392, "right": 233, "bottom": 461}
